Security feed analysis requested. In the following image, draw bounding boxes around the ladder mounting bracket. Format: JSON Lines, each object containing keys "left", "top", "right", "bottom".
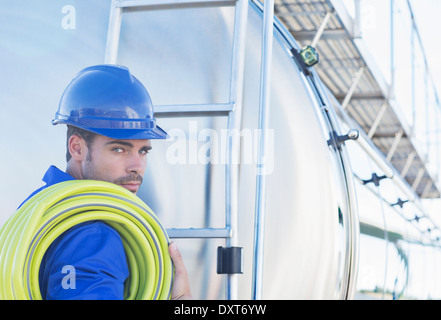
{"left": 217, "top": 246, "right": 243, "bottom": 274}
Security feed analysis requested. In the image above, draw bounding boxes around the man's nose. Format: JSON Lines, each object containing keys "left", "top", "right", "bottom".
{"left": 127, "top": 153, "right": 145, "bottom": 174}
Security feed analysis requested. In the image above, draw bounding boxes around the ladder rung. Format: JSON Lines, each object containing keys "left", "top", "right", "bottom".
{"left": 166, "top": 227, "right": 232, "bottom": 239}
{"left": 154, "top": 103, "right": 234, "bottom": 114}
{"left": 115, "top": 0, "right": 236, "bottom": 9}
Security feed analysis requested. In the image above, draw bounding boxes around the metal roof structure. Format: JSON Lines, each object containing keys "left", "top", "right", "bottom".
{"left": 273, "top": 0, "right": 440, "bottom": 198}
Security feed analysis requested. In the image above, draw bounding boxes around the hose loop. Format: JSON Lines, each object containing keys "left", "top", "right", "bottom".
{"left": 0, "top": 180, "right": 173, "bottom": 300}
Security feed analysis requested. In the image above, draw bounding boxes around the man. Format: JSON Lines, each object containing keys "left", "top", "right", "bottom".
{"left": 27, "top": 64, "right": 191, "bottom": 300}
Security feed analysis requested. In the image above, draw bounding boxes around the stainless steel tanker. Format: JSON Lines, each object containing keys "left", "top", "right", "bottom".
{"left": 0, "top": 0, "right": 440, "bottom": 299}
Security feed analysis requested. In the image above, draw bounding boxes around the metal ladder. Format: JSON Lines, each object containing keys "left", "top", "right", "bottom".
{"left": 104, "top": 0, "right": 275, "bottom": 300}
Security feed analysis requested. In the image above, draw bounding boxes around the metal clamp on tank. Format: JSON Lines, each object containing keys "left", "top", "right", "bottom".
{"left": 327, "top": 129, "right": 359, "bottom": 150}
{"left": 362, "top": 173, "right": 387, "bottom": 187}
{"left": 217, "top": 246, "right": 243, "bottom": 274}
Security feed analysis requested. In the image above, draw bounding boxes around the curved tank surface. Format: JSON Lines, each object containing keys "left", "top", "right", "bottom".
{"left": 113, "top": 2, "right": 358, "bottom": 299}
{"left": 0, "top": 0, "right": 440, "bottom": 300}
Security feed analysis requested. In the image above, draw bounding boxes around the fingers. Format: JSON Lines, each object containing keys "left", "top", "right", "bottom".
{"left": 169, "top": 242, "right": 192, "bottom": 300}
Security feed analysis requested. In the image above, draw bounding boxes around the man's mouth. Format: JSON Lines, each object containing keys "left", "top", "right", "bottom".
{"left": 120, "top": 182, "right": 140, "bottom": 193}
{"left": 114, "top": 174, "right": 143, "bottom": 193}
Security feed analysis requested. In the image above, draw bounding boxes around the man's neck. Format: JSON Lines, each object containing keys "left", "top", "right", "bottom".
{"left": 65, "top": 162, "right": 83, "bottom": 180}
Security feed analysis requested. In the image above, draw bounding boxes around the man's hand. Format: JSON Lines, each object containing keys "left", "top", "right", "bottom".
{"left": 169, "top": 242, "right": 193, "bottom": 300}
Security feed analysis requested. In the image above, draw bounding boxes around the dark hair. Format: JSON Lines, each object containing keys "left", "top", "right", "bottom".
{"left": 66, "top": 125, "right": 98, "bottom": 162}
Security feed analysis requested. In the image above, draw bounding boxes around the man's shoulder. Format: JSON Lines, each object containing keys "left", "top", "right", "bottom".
{"left": 42, "top": 165, "right": 75, "bottom": 185}
{"left": 19, "top": 165, "right": 75, "bottom": 209}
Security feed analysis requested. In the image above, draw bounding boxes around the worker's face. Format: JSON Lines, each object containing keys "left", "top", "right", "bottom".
{"left": 82, "top": 135, "right": 152, "bottom": 194}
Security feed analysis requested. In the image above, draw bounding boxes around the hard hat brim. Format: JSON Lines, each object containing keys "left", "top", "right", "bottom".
{"left": 90, "top": 126, "right": 169, "bottom": 140}
{"left": 54, "top": 119, "right": 169, "bottom": 140}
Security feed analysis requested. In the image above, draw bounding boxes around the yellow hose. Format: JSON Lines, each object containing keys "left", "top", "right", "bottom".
{"left": 0, "top": 180, "right": 173, "bottom": 300}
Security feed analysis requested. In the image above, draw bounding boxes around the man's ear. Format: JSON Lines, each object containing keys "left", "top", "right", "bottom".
{"left": 68, "top": 134, "right": 88, "bottom": 161}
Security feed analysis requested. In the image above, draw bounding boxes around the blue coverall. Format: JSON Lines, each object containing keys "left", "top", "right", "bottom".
{"left": 22, "top": 165, "right": 129, "bottom": 300}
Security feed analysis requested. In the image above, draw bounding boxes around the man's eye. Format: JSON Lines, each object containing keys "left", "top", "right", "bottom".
{"left": 113, "top": 148, "right": 124, "bottom": 153}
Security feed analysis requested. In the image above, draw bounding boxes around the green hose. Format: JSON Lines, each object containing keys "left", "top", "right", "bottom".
{"left": 0, "top": 180, "right": 173, "bottom": 300}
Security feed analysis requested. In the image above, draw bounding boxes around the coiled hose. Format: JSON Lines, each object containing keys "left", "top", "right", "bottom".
{"left": 0, "top": 180, "right": 173, "bottom": 300}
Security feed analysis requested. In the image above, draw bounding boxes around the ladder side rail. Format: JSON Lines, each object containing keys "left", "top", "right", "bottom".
{"left": 251, "top": 0, "right": 274, "bottom": 301}
{"left": 104, "top": 0, "right": 123, "bottom": 64}
{"left": 224, "top": 0, "right": 248, "bottom": 300}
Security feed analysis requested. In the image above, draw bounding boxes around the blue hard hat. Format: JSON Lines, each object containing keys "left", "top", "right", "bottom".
{"left": 53, "top": 64, "right": 168, "bottom": 140}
